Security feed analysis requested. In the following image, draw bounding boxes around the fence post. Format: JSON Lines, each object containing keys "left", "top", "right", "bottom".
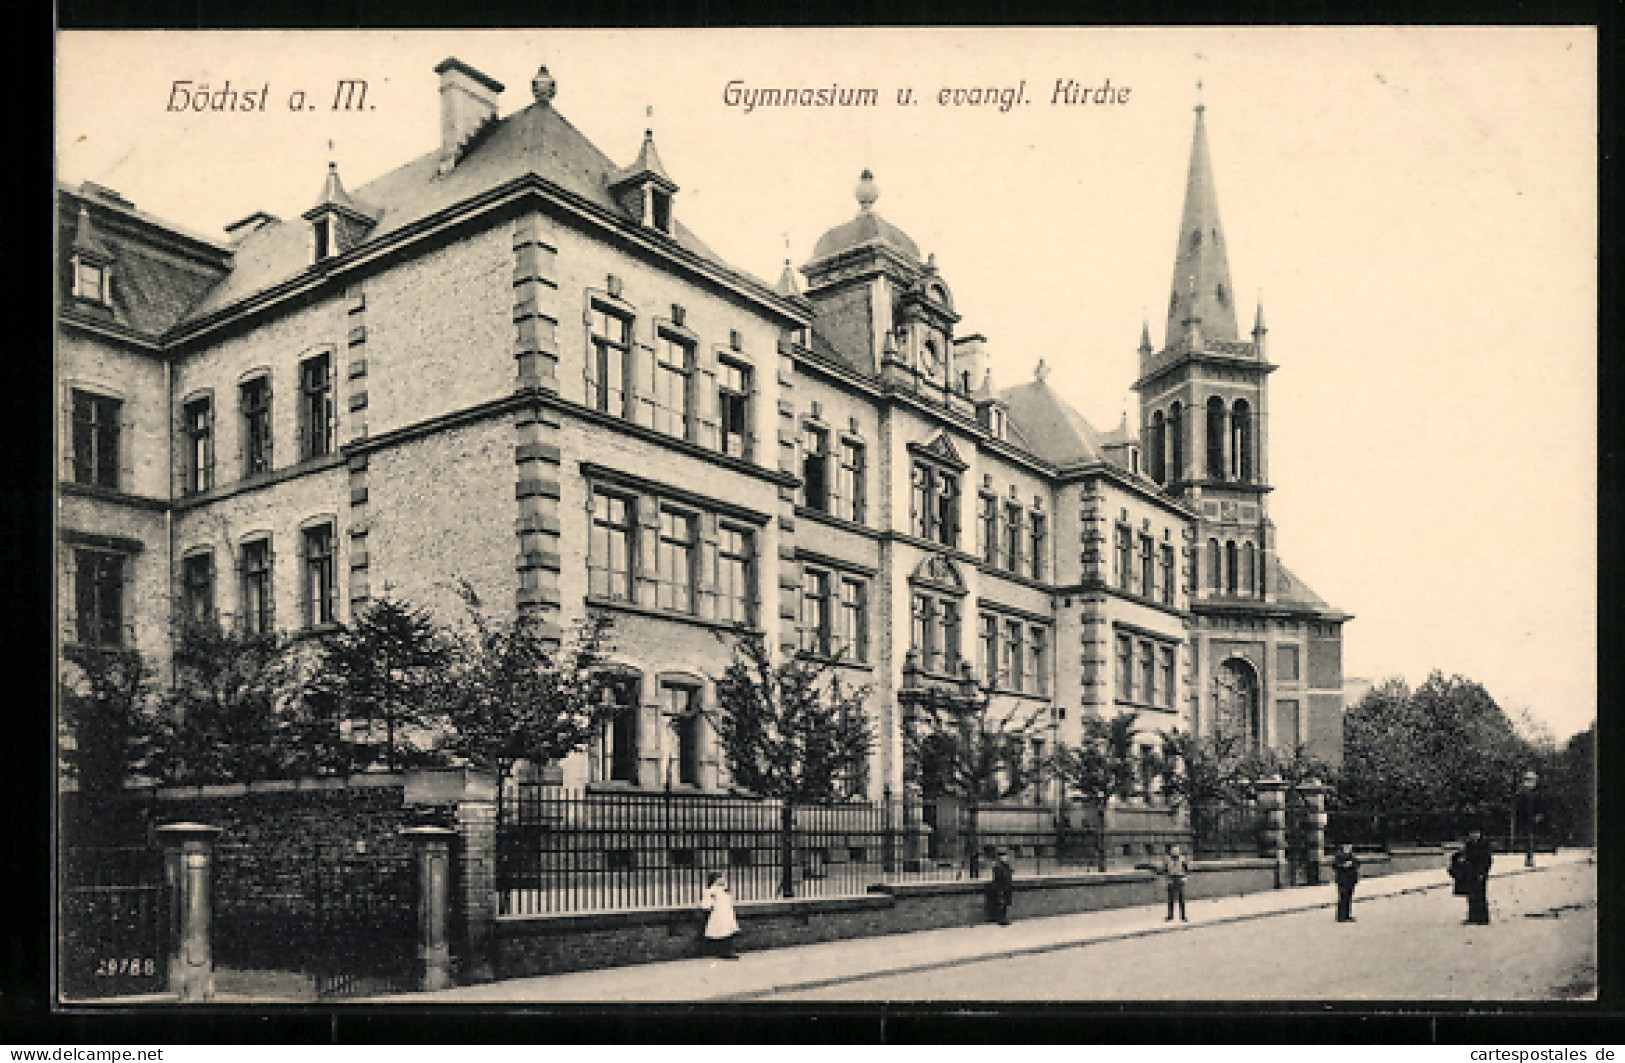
{"left": 155, "top": 822, "right": 221, "bottom": 1003}
{"left": 1254, "top": 778, "right": 1289, "bottom": 888}
{"left": 401, "top": 826, "right": 456, "bottom": 992}
{"left": 453, "top": 772, "right": 500, "bottom": 983}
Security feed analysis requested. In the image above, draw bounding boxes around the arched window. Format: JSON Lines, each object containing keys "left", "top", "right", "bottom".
{"left": 1231, "top": 399, "right": 1253, "bottom": 482}
{"left": 1225, "top": 540, "right": 1238, "bottom": 596}
{"left": 1215, "top": 658, "right": 1262, "bottom": 751}
{"left": 1240, "top": 542, "right": 1255, "bottom": 598}
{"left": 1149, "top": 412, "right": 1166, "bottom": 484}
{"left": 1206, "top": 397, "right": 1226, "bottom": 481}
{"left": 1168, "top": 403, "right": 1183, "bottom": 483}
{"left": 1206, "top": 538, "right": 1220, "bottom": 592}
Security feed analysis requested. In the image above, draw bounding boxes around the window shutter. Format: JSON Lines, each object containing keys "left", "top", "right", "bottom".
{"left": 118, "top": 404, "right": 135, "bottom": 492}
{"left": 263, "top": 384, "right": 274, "bottom": 467}
{"left": 118, "top": 554, "right": 135, "bottom": 648}
{"left": 202, "top": 412, "right": 215, "bottom": 491}
{"left": 264, "top": 544, "right": 277, "bottom": 631}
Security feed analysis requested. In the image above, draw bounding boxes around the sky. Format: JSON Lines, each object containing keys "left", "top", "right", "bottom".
{"left": 56, "top": 28, "right": 1598, "bottom": 741}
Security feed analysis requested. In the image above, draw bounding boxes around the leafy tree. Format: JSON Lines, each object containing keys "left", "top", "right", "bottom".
{"left": 154, "top": 620, "right": 294, "bottom": 784}
{"left": 1054, "top": 710, "right": 1140, "bottom": 805}
{"left": 442, "top": 587, "right": 615, "bottom": 777}
{"left": 713, "top": 631, "right": 874, "bottom": 898}
{"left": 58, "top": 643, "right": 160, "bottom": 797}
{"left": 903, "top": 666, "right": 1043, "bottom": 877}
{"left": 302, "top": 598, "right": 455, "bottom": 773}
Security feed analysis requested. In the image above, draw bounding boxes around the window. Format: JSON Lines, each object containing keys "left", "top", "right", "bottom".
{"left": 1225, "top": 540, "right": 1239, "bottom": 596}
{"left": 1030, "top": 627, "right": 1048, "bottom": 696}
{"left": 716, "top": 525, "right": 756, "bottom": 626}
{"left": 802, "top": 425, "right": 830, "bottom": 511}
{"left": 598, "top": 673, "right": 641, "bottom": 784}
{"left": 1004, "top": 503, "right": 1023, "bottom": 573}
{"left": 73, "top": 259, "right": 107, "bottom": 304}
{"left": 835, "top": 578, "right": 868, "bottom": 662}
{"left": 1206, "top": 396, "right": 1226, "bottom": 480}
{"left": 1003, "top": 620, "right": 1024, "bottom": 692}
{"left": 718, "top": 358, "right": 751, "bottom": 459}
{"left": 979, "top": 613, "right": 998, "bottom": 684}
{"left": 802, "top": 569, "right": 831, "bottom": 656}
{"left": 240, "top": 376, "right": 272, "bottom": 477}
{"left": 664, "top": 683, "right": 702, "bottom": 787}
{"left": 1028, "top": 514, "right": 1047, "bottom": 581}
{"left": 1149, "top": 412, "right": 1166, "bottom": 484}
{"left": 1159, "top": 544, "right": 1176, "bottom": 605}
{"left": 70, "top": 390, "right": 120, "bottom": 489}
{"left": 1139, "top": 745, "right": 1158, "bottom": 798}
{"left": 912, "top": 593, "right": 959, "bottom": 675}
{"left": 1241, "top": 542, "right": 1256, "bottom": 598}
{"left": 312, "top": 217, "right": 333, "bottom": 263}
{"left": 1137, "top": 641, "right": 1155, "bottom": 703}
{"left": 650, "top": 333, "right": 692, "bottom": 439}
{"left": 836, "top": 440, "right": 866, "bottom": 524}
{"left": 587, "top": 306, "right": 631, "bottom": 416}
{"left": 1030, "top": 738, "right": 1048, "bottom": 803}
{"left": 1206, "top": 538, "right": 1221, "bottom": 592}
{"left": 302, "top": 523, "right": 336, "bottom": 628}
{"left": 978, "top": 494, "right": 999, "bottom": 565}
{"left": 299, "top": 353, "right": 334, "bottom": 460}
{"left": 1232, "top": 400, "right": 1253, "bottom": 482}
{"left": 73, "top": 549, "right": 124, "bottom": 647}
{"left": 1139, "top": 534, "right": 1155, "bottom": 599}
{"left": 1158, "top": 646, "right": 1176, "bottom": 708}
{"left": 1277, "top": 644, "right": 1301, "bottom": 683}
{"left": 184, "top": 397, "right": 213, "bottom": 495}
{"left": 240, "top": 538, "right": 273, "bottom": 636}
{"left": 910, "top": 462, "right": 959, "bottom": 547}
{"left": 1114, "top": 526, "right": 1132, "bottom": 592}
{"left": 589, "top": 491, "right": 634, "bottom": 601}
{"left": 654, "top": 508, "right": 696, "bottom": 613}
{"left": 651, "top": 188, "right": 673, "bottom": 233}
{"left": 182, "top": 552, "right": 215, "bottom": 628}
{"left": 1115, "top": 634, "right": 1133, "bottom": 701}
{"left": 1168, "top": 402, "right": 1184, "bottom": 483}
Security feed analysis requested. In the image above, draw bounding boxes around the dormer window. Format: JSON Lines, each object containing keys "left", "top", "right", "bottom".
{"left": 651, "top": 188, "right": 672, "bottom": 233}
{"left": 312, "top": 217, "right": 334, "bottom": 263}
{"left": 72, "top": 259, "right": 107, "bottom": 304}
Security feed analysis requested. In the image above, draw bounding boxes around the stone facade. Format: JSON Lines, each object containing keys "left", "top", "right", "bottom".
{"left": 55, "top": 56, "right": 1348, "bottom": 811}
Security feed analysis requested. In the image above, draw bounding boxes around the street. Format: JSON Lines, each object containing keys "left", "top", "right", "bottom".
{"left": 763, "top": 861, "right": 1596, "bottom": 1001}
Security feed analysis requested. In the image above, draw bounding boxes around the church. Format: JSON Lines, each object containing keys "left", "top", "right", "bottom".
{"left": 56, "top": 55, "right": 1348, "bottom": 811}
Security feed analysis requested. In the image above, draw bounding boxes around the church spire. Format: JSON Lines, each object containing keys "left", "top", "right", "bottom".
{"left": 1165, "top": 91, "right": 1239, "bottom": 350}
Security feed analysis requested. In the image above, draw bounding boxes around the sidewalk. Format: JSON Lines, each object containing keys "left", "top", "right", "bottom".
{"left": 381, "top": 848, "right": 1592, "bottom": 1003}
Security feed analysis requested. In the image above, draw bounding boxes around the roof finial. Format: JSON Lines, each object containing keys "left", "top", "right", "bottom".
{"left": 1195, "top": 79, "right": 1205, "bottom": 113}
{"left": 855, "top": 168, "right": 879, "bottom": 212}
{"left": 1034, "top": 358, "right": 1051, "bottom": 383}
{"left": 531, "top": 63, "right": 557, "bottom": 106}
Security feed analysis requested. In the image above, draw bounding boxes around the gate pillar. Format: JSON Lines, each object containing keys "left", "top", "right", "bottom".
{"left": 403, "top": 826, "right": 457, "bottom": 992}
{"left": 1254, "top": 777, "right": 1289, "bottom": 888}
{"left": 1295, "top": 781, "right": 1330, "bottom": 886}
{"left": 156, "top": 822, "right": 221, "bottom": 1003}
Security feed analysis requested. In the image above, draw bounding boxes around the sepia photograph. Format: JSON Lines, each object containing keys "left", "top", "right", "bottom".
{"left": 53, "top": 27, "right": 1596, "bottom": 1008}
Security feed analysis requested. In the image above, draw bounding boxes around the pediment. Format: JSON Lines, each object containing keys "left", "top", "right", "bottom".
{"left": 908, "top": 431, "right": 968, "bottom": 471}
{"left": 910, "top": 553, "right": 966, "bottom": 595}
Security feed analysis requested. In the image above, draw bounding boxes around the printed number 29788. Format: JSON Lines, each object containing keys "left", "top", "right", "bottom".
{"left": 95, "top": 957, "right": 157, "bottom": 977}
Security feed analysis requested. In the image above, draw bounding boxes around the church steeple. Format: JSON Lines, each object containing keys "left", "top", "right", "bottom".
{"left": 1164, "top": 92, "right": 1239, "bottom": 350}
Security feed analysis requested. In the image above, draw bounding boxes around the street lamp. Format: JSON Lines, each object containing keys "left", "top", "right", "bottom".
{"left": 1521, "top": 770, "right": 1539, "bottom": 868}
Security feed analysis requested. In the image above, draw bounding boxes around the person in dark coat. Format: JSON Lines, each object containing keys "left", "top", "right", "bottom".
{"left": 1461, "top": 831, "right": 1494, "bottom": 925}
{"left": 1163, "top": 844, "right": 1190, "bottom": 921}
{"left": 1332, "top": 844, "right": 1360, "bottom": 922}
{"left": 987, "top": 848, "right": 1015, "bottom": 925}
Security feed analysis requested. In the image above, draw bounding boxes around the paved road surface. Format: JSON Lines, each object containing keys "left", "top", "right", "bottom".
{"left": 764, "top": 861, "right": 1596, "bottom": 1001}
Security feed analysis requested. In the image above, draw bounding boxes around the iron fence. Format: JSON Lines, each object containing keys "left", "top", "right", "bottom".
{"left": 1190, "top": 800, "right": 1263, "bottom": 858}
{"left": 1326, "top": 807, "right": 1556, "bottom": 853}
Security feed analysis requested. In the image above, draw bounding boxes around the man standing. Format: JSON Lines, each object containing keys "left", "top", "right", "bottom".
{"left": 1461, "top": 830, "right": 1494, "bottom": 925}
{"left": 1163, "top": 843, "right": 1189, "bottom": 921}
{"left": 1332, "top": 844, "right": 1360, "bottom": 922}
{"left": 987, "top": 848, "right": 1015, "bottom": 925}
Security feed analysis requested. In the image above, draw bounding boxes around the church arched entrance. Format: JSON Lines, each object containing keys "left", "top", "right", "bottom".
{"left": 1214, "top": 657, "right": 1261, "bottom": 750}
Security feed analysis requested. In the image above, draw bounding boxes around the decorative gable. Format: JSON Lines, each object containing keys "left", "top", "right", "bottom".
{"left": 908, "top": 431, "right": 968, "bottom": 471}
{"left": 910, "top": 553, "right": 966, "bottom": 595}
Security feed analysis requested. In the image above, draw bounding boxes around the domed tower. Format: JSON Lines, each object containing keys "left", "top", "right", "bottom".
{"left": 801, "top": 170, "right": 966, "bottom": 404}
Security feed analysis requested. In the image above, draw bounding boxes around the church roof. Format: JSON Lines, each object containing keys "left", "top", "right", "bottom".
{"left": 1270, "top": 558, "right": 1332, "bottom": 611}
{"left": 185, "top": 95, "right": 743, "bottom": 322}
{"left": 1164, "top": 100, "right": 1240, "bottom": 349}
{"left": 997, "top": 376, "right": 1109, "bottom": 467}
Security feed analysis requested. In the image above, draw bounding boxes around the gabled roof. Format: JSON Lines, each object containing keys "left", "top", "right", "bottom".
{"left": 184, "top": 99, "right": 735, "bottom": 322}
{"left": 997, "top": 378, "right": 1108, "bottom": 467}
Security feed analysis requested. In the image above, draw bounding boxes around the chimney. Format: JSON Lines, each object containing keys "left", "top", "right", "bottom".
{"left": 434, "top": 57, "right": 504, "bottom": 174}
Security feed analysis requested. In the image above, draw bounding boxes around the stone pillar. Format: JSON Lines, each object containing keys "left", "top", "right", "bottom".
{"left": 402, "top": 827, "right": 456, "bottom": 991}
{"left": 453, "top": 774, "right": 499, "bottom": 983}
{"left": 1296, "top": 780, "right": 1329, "bottom": 886}
{"left": 155, "top": 822, "right": 221, "bottom": 1003}
{"left": 1254, "top": 777, "right": 1289, "bottom": 888}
